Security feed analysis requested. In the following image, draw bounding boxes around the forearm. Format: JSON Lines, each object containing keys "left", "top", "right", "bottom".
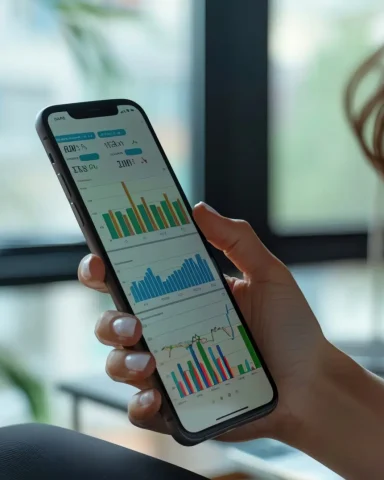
{"left": 282, "top": 343, "right": 384, "bottom": 480}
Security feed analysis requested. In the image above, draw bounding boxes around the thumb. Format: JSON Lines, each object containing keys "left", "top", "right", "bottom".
{"left": 193, "top": 202, "right": 276, "bottom": 276}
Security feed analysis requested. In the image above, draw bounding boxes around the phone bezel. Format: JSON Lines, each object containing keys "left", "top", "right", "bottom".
{"left": 36, "top": 99, "right": 278, "bottom": 445}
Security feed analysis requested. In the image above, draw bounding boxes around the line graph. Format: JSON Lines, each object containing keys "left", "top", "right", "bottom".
{"left": 162, "top": 304, "right": 235, "bottom": 357}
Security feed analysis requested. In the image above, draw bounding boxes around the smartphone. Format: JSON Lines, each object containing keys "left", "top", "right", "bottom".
{"left": 36, "top": 100, "right": 277, "bottom": 445}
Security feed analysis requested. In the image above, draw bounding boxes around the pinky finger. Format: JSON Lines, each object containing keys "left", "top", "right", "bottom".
{"left": 128, "top": 389, "right": 169, "bottom": 435}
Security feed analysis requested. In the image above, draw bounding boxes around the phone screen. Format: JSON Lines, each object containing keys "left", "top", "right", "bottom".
{"left": 48, "top": 105, "right": 274, "bottom": 433}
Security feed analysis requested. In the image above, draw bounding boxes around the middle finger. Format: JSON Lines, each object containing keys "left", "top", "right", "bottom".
{"left": 96, "top": 310, "right": 142, "bottom": 347}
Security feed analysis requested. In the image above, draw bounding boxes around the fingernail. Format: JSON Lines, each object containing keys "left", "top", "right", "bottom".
{"left": 198, "top": 202, "right": 218, "bottom": 214}
{"left": 125, "top": 353, "right": 151, "bottom": 372}
{"left": 138, "top": 390, "right": 155, "bottom": 407}
{"left": 81, "top": 255, "right": 92, "bottom": 280}
{"left": 112, "top": 317, "right": 137, "bottom": 338}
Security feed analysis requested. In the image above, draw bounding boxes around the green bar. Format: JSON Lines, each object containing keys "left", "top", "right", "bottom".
{"left": 138, "top": 204, "right": 154, "bottom": 232}
{"left": 172, "top": 201, "right": 187, "bottom": 225}
{"left": 161, "top": 201, "right": 176, "bottom": 227}
{"left": 238, "top": 364, "right": 245, "bottom": 375}
{"left": 197, "top": 342, "right": 216, "bottom": 384}
{"left": 171, "top": 372, "right": 184, "bottom": 398}
{"left": 187, "top": 361, "right": 200, "bottom": 392}
{"left": 103, "top": 213, "right": 119, "bottom": 240}
{"left": 115, "top": 211, "right": 130, "bottom": 237}
{"left": 150, "top": 204, "right": 165, "bottom": 229}
{"left": 126, "top": 208, "right": 143, "bottom": 234}
{"left": 238, "top": 325, "right": 261, "bottom": 368}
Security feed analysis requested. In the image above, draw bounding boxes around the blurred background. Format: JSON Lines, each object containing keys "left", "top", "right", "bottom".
{"left": 0, "top": 0, "right": 383, "bottom": 479}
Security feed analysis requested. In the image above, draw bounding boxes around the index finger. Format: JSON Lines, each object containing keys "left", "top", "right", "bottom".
{"left": 78, "top": 254, "right": 109, "bottom": 293}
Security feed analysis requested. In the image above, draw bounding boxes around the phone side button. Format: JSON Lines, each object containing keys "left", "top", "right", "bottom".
{"left": 71, "top": 203, "right": 84, "bottom": 227}
{"left": 48, "top": 153, "right": 55, "bottom": 165}
{"left": 57, "top": 174, "right": 71, "bottom": 198}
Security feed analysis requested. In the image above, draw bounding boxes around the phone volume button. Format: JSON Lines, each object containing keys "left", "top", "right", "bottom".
{"left": 57, "top": 174, "right": 72, "bottom": 198}
{"left": 71, "top": 203, "right": 85, "bottom": 227}
{"left": 48, "top": 153, "right": 55, "bottom": 165}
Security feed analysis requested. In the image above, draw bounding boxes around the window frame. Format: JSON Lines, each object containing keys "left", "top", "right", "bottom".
{"left": 204, "top": 0, "right": 368, "bottom": 270}
{"left": 0, "top": 0, "right": 368, "bottom": 287}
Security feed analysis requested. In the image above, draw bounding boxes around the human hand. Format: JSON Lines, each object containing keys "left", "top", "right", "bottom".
{"left": 78, "top": 202, "right": 329, "bottom": 442}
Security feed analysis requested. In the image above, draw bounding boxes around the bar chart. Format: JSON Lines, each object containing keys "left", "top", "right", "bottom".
{"left": 102, "top": 182, "right": 190, "bottom": 240}
{"left": 130, "top": 254, "right": 215, "bottom": 303}
{"left": 168, "top": 323, "right": 261, "bottom": 399}
{"left": 108, "top": 234, "right": 219, "bottom": 310}
{"left": 139, "top": 291, "right": 263, "bottom": 402}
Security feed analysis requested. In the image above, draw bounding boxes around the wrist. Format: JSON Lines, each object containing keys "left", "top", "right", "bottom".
{"left": 277, "top": 341, "right": 384, "bottom": 479}
{"left": 280, "top": 341, "right": 357, "bottom": 443}
{"left": 274, "top": 340, "right": 345, "bottom": 446}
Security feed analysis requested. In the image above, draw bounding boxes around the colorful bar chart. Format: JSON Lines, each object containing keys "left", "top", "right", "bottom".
{"left": 130, "top": 254, "right": 215, "bottom": 303}
{"left": 102, "top": 182, "right": 190, "bottom": 240}
{"left": 170, "top": 328, "right": 261, "bottom": 399}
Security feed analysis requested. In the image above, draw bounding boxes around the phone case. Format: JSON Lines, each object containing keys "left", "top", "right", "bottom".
{"left": 35, "top": 99, "right": 278, "bottom": 446}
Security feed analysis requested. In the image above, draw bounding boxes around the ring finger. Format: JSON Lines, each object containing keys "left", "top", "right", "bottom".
{"left": 106, "top": 348, "right": 156, "bottom": 384}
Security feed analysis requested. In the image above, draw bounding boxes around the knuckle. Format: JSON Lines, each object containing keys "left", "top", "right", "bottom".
{"left": 237, "top": 219, "right": 252, "bottom": 233}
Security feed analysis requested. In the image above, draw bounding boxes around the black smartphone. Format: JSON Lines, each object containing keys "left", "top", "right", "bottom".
{"left": 36, "top": 99, "right": 277, "bottom": 445}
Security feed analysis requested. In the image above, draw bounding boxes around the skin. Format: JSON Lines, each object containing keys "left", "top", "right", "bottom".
{"left": 78, "top": 202, "right": 384, "bottom": 479}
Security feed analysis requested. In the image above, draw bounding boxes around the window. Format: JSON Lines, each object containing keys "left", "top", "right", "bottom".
{"left": 270, "top": 0, "right": 384, "bottom": 233}
{"left": 0, "top": 0, "right": 194, "bottom": 243}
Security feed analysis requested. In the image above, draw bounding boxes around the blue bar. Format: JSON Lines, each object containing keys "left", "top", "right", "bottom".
{"left": 193, "top": 258, "right": 206, "bottom": 284}
{"left": 203, "top": 259, "right": 215, "bottom": 281}
{"left": 134, "top": 283, "right": 143, "bottom": 302}
{"left": 139, "top": 280, "right": 151, "bottom": 300}
{"left": 189, "top": 259, "right": 204, "bottom": 284}
{"left": 200, "top": 256, "right": 213, "bottom": 282}
{"left": 178, "top": 364, "right": 192, "bottom": 395}
{"left": 131, "top": 289, "right": 139, "bottom": 303}
{"left": 156, "top": 275, "right": 166, "bottom": 295}
{"left": 125, "top": 148, "right": 143, "bottom": 156}
{"left": 208, "top": 347, "right": 226, "bottom": 382}
{"left": 168, "top": 276, "right": 177, "bottom": 292}
{"left": 139, "top": 280, "right": 152, "bottom": 300}
{"left": 171, "top": 273, "right": 181, "bottom": 290}
{"left": 196, "top": 255, "right": 209, "bottom": 282}
{"left": 196, "top": 259, "right": 208, "bottom": 284}
{"left": 185, "top": 260, "right": 198, "bottom": 285}
{"left": 188, "top": 345, "right": 210, "bottom": 388}
{"left": 245, "top": 359, "right": 251, "bottom": 372}
{"left": 163, "top": 280, "right": 171, "bottom": 294}
{"left": 56, "top": 132, "right": 95, "bottom": 143}
{"left": 144, "top": 276, "right": 156, "bottom": 298}
{"left": 173, "top": 271, "right": 182, "bottom": 289}
{"left": 131, "top": 282, "right": 142, "bottom": 302}
{"left": 164, "top": 279, "right": 172, "bottom": 292}
{"left": 146, "top": 269, "right": 160, "bottom": 296}
{"left": 142, "top": 277, "right": 152, "bottom": 298}
{"left": 98, "top": 129, "right": 126, "bottom": 138}
{"left": 80, "top": 153, "right": 100, "bottom": 161}
{"left": 181, "top": 265, "right": 192, "bottom": 287}
{"left": 175, "top": 270, "right": 187, "bottom": 289}
{"left": 216, "top": 345, "right": 233, "bottom": 378}
{"left": 184, "top": 261, "right": 195, "bottom": 285}
{"left": 196, "top": 255, "right": 209, "bottom": 283}
{"left": 138, "top": 283, "right": 148, "bottom": 301}
{"left": 147, "top": 271, "right": 161, "bottom": 297}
